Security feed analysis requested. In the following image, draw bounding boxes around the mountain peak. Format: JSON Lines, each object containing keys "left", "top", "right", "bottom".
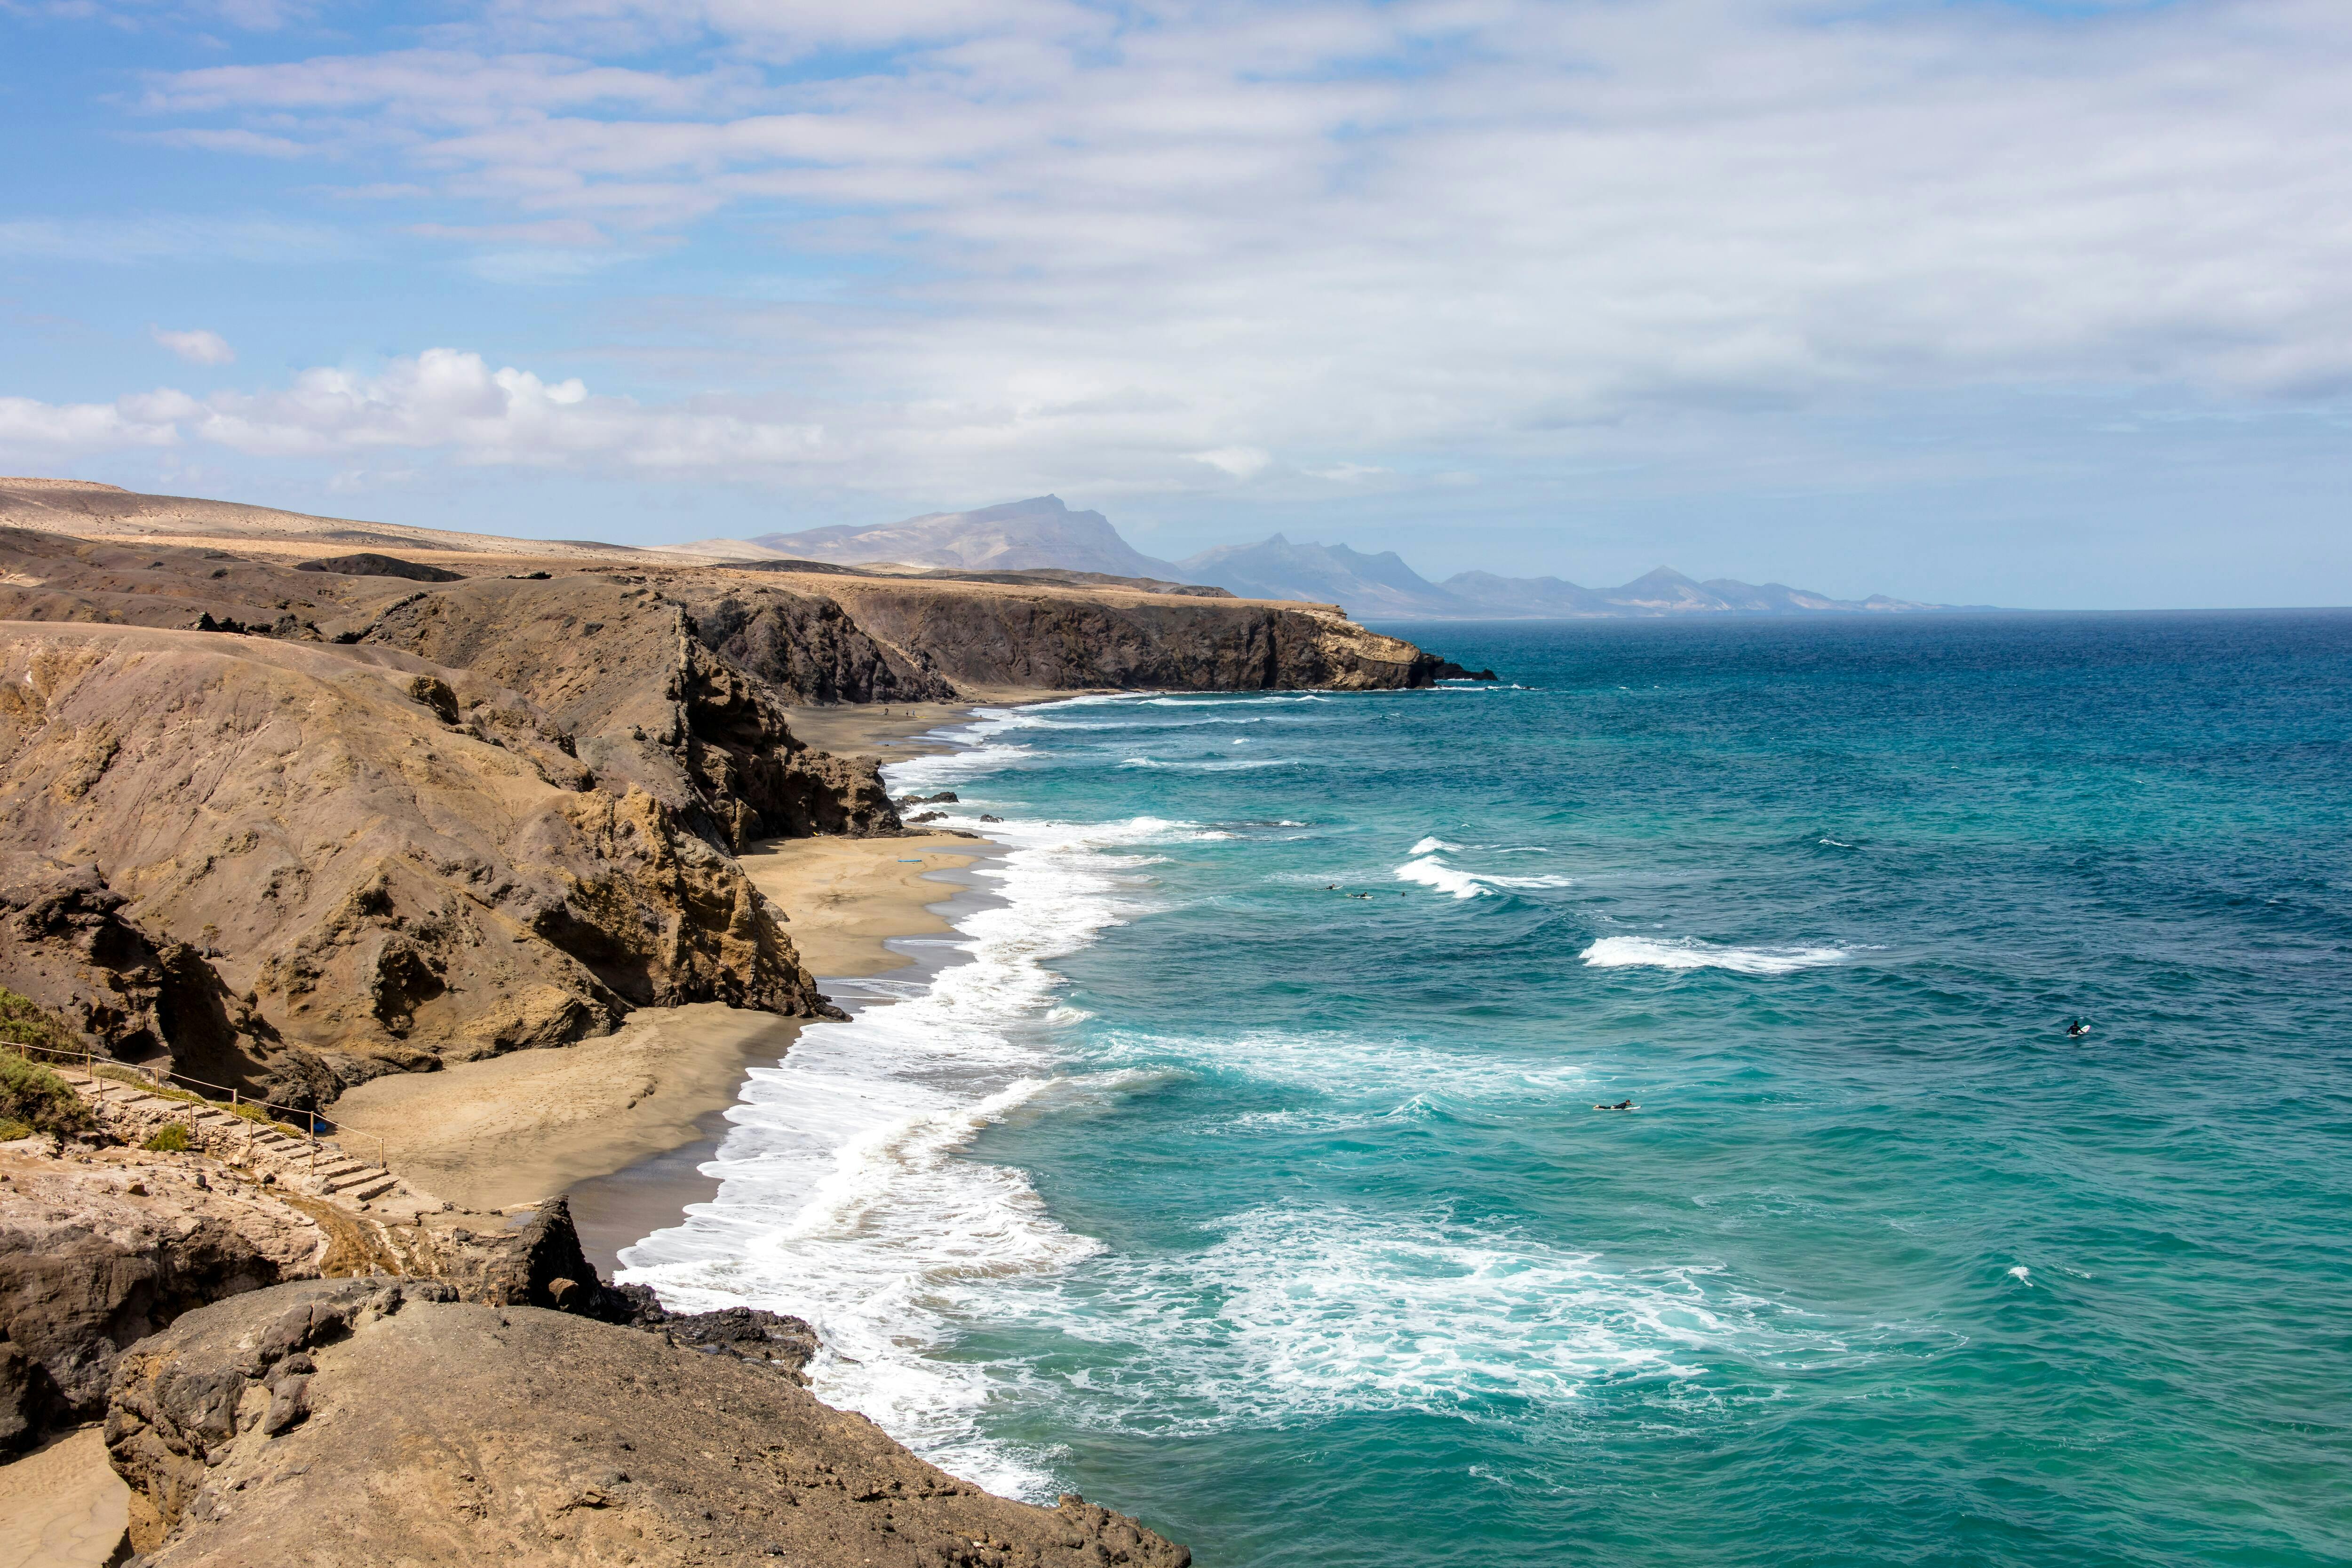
{"left": 750, "top": 495, "right": 1176, "bottom": 579}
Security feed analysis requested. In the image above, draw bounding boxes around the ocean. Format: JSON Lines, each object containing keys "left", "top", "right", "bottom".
{"left": 620, "top": 612, "right": 2352, "bottom": 1567}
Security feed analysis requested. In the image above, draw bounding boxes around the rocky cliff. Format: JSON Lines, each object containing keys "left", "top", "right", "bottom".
{"left": 106, "top": 1275, "right": 1188, "bottom": 1567}
{"left": 0, "top": 1143, "right": 322, "bottom": 1452}
{"left": 795, "top": 573, "right": 1448, "bottom": 692}
{"left": 0, "top": 625, "right": 834, "bottom": 1101}
{"left": 0, "top": 501, "right": 1466, "bottom": 1100}
{"left": 354, "top": 572, "right": 906, "bottom": 846}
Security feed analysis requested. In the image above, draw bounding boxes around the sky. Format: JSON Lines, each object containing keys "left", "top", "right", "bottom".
{"left": 1, "top": 0, "right": 2347, "bottom": 607}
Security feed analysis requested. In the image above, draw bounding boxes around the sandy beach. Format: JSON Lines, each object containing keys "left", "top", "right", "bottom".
{"left": 741, "top": 831, "right": 986, "bottom": 976}
{"left": 783, "top": 694, "right": 1094, "bottom": 766}
{"left": 329, "top": 1003, "right": 803, "bottom": 1214}
{"left": 0, "top": 1425, "right": 128, "bottom": 1568}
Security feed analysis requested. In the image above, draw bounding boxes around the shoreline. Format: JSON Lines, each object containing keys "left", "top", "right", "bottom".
{"left": 567, "top": 861, "right": 1010, "bottom": 1273}
{"left": 338, "top": 700, "right": 1007, "bottom": 1269}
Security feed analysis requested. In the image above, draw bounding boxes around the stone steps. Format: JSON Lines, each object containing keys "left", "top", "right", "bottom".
{"left": 320, "top": 1164, "right": 392, "bottom": 1195}
{"left": 53, "top": 1064, "right": 425, "bottom": 1210}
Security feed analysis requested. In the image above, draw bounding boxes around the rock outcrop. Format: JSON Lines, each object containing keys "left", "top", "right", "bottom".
{"left": 0, "top": 625, "right": 834, "bottom": 1100}
{"left": 106, "top": 1275, "right": 1189, "bottom": 1567}
{"left": 0, "top": 1145, "right": 324, "bottom": 1455}
{"left": 673, "top": 578, "right": 959, "bottom": 705}
{"left": 804, "top": 574, "right": 1449, "bottom": 692}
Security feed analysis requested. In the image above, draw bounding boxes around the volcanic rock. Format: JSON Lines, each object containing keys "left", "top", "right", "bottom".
{"left": 0, "top": 1146, "right": 323, "bottom": 1455}
{"left": 0, "top": 625, "right": 832, "bottom": 1098}
{"left": 106, "top": 1276, "right": 1189, "bottom": 1567}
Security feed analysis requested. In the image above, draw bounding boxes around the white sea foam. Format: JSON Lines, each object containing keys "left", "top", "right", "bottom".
{"left": 1121, "top": 756, "right": 1296, "bottom": 772}
{"left": 1410, "top": 836, "right": 1460, "bottom": 855}
{"left": 986, "top": 1205, "right": 1915, "bottom": 1434}
{"left": 1396, "top": 852, "right": 1575, "bottom": 899}
{"left": 1141, "top": 693, "right": 1330, "bottom": 705}
{"left": 1097, "top": 1024, "right": 1597, "bottom": 1107}
{"left": 617, "top": 718, "right": 1199, "bottom": 1495}
{"left": 1580, "top": 937, "right": 1851, "bottom": 974}
{"left": 1397, "top": 853, "right": 1490, "bottom": 898}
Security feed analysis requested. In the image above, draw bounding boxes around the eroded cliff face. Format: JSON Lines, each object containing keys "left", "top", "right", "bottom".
{"left": 358, "top": 573, "right": 903, "bottom": 847}
{"left": 797, "top": 576, "right": 1447, "bottom": 692}
{"left": 0, "top": 1146, "right": 324, "bottom": 1453}
{"left": 0, "top": 627, "right": 834, "bottom": 1100}
{"left": 675, "top": 580, "right": 959, "bottom": 705}
{"left": 0, "top": 517, "right": 1458, "bottom": 1100}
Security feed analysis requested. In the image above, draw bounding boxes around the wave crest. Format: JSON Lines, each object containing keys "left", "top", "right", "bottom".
{"left": 1580, "top": 937, "right": 1851, "bottom": 975}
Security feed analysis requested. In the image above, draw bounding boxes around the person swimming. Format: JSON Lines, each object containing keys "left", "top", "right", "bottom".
{"left": 1593, "top": 1099, "right": 1638, "bottom": 1111}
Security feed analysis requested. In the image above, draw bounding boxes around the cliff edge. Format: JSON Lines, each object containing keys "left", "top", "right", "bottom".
{"left": 106, "top": 1275, "right": 1189, "bottom": 1567}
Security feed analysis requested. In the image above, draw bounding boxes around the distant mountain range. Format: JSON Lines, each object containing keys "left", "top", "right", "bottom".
{"left": 747, "top": 496, "right": 1175, "bottom": 580}
{"left": 682, "top": 495, "right": 1978, "bottom": 619}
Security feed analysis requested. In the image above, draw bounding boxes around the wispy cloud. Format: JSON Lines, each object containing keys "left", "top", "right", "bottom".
{"left": 150, "top": 326, "right": 235, "bottom": 364}
{"left": 19, "top": 0, "right": 2352, "bottom": 563}
{"left": 0, "top": 215, "right": 358, "bottom": 263}
{"left": 0, "top": 348, "right": 827, "bottom": 469}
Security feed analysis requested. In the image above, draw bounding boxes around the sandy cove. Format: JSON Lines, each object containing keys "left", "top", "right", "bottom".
{"left": 330, "top": 701, "right": 1009, "bottom": 1220}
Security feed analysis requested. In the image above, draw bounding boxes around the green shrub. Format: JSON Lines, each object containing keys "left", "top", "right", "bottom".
{"left": 0, "top": 1116, "right": 32, "bottom": 1142}
{"left": 0, "top": 1050, "right": 96, "bottom": 1137}
{"left": 0, "top": 987, "right": 82, "bottom": 1059}
{"left": 143, "top": 1122, "right": 192, "bottom": 1153}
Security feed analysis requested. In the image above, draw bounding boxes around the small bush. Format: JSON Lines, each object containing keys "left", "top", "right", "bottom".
{"left": 0, "top": 987, "right": 82, "bottom": 1059}
{"left": 0, "top": 1050, "right": 95, "bottom": 1137}
{"left": 0, "top": 1116, "right": 32, "bottom": 1142}
{"left": 143, "top": 1122, "right": 193, "bottom": 1153}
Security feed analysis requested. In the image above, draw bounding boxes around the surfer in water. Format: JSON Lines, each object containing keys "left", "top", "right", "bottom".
{"left": 2066, "top": 1017, "right": 2092, "bottom": 1038}
{"left": 1593, "top": 1099, "right": 1638, "bottom": 1111}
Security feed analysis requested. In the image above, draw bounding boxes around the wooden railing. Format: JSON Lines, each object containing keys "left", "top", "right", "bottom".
{"left": 2, "top": 1040, "right": 390, "bottom": 1173}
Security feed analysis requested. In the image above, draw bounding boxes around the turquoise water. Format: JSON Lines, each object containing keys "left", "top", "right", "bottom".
{"left": 631, "top": 613, "right": 2352, "bottom": 1567}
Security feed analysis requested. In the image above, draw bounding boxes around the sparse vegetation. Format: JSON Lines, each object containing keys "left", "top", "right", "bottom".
{"left": 143, "top": 1122, "right": 193, "bottom": 1153}
{"left": 90, "top": 1055, "right": 304, "bottom": 1132}
{"left": 0, "top": 1048, "right": 95, "bottom": 1137}
{"left": 0, "top": 986, "right": 81, "bottom": 1058}
{"left": 0, "top": 1117, "right": 32, "bottom": 1142}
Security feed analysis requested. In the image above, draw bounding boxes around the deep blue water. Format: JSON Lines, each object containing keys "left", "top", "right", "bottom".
{"left": 632, "top": 612, "right": 2352, "bottom": 1567}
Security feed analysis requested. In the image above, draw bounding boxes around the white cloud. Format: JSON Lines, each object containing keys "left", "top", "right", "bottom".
{"left": 0, "top": 398, "right": 180, "bottom": 454}
{"left": 34, "top": 0, "right": 2352, "bottom": 517}
{"left": 151, "top": 326, "right": 236, "bottom": 365}
{"left": 1194, "top": 446, "right": 1272, "bottom": 480}
{"left": 0, "top": 349, "right": 828, "bottom": 472}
